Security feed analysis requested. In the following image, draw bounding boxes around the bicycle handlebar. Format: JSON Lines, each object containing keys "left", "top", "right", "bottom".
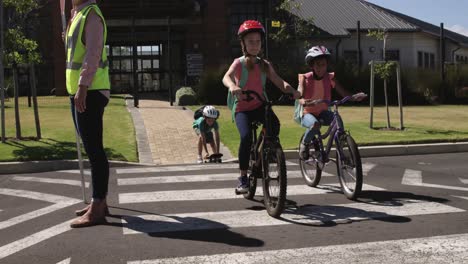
{"left": 303, "top": 92, "right": 367, "bottom": 106}
{"left": 241, "top": 90, "right": 293, "bottom": 104}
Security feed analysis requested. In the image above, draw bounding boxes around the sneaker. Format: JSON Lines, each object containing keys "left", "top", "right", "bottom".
{"left": 299, "top": 143, "right": 310, "bottom": 160}
{"left": 235, "top": 175, "right": 249, "bottom": 194}
{"left": 196, "top": 156, "right": 203, "bottom": 164}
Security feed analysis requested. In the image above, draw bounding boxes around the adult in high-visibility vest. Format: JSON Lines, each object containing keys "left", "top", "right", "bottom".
{"left": 67, "top": 0, "right": 110, "bottom": 228}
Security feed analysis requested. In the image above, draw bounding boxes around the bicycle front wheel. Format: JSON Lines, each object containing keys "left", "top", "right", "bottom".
{"left": 335, "top": 134, "right": 363, "bottom": 200}
{"left": 262, "top": 143, "right": 287, "bottom": 218}
{"left": 298, "top": 134, "right": 322, "bottom": 187}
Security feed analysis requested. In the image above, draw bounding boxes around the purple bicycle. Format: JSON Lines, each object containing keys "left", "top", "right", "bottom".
{"left": 299, "top": 93, "right": 367, "bottom": 200}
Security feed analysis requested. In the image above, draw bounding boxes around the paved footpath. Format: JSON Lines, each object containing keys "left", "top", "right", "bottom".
{"left": 127, "top": 95, "right": 232, "bottom": 166}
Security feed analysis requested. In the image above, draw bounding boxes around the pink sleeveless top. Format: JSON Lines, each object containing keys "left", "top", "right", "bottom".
{"left": 232, "top": 58, "right": 264, "bottom": 112}
{"left": 302, "top": 72, "right": 335, "bottom": 116}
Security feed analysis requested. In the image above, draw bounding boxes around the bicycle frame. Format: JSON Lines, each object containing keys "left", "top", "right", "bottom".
{"left": 311, "top": 96, "right": 352, "bottom": 162}
{"left": 244, "top": 90, "right": 276, "bottom": 169}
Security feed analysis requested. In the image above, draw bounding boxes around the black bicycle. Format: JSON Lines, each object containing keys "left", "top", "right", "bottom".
{"left": 238, "top": 90, "right": 287, "bottom": 218}
{"left": 299, "top": 93, "right": 366, "bottom": 200}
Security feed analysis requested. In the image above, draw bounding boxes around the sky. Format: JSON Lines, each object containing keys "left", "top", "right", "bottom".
{"left": 366, "top": 0, "right": 468, "bottom": 36}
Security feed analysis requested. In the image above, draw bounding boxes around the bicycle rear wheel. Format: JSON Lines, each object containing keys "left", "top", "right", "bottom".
{"left": 299, "top": 135, "right": 322, "bottom": 187}
{"left": 335, "top": 134, "right": 363, "bottom": 200}
{"left": 262, "top": 143, "right": 287, "bottom": 218}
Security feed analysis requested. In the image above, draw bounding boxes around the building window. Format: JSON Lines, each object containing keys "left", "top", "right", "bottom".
{"left": 385, "top": 50, "right": 400, "bottom": 61}
{"left": 418, "top": 51, "right": 435, "bottom": 69}
{"left": 108, "top": 44, "right": 163, "bottom": 93}
{"left": 429, "top": 53, "right": 435, "bottom": 69}
{"left": 418, "top": 51, "right": 423, "bottom": 67}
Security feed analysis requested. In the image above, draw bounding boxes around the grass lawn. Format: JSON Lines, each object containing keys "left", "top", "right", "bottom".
{"left": 191, "top": 105, "right": 468, "bottom": 157}
{"left": 0, "top": 95, "right": 137, "bottom": 162}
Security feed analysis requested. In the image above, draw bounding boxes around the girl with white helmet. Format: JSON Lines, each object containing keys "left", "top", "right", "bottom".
{"left": 298, "top": 46, "right": 365, "bottom": 160}
{"left": 222, "top": 20, "right": 301, "bottom": 194}
{"left": 192, "top": 105, "right": 221, "bottom": 163}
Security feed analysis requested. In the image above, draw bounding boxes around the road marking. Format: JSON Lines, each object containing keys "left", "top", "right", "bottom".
{"left": 459, "top": 177, "right": 468, "bottom": 184}
{"left": 57, "top": 170, "right": 91, "bottom": 176}
{"left": 119, "top": 183, "right": 385, "bottom": 204}
{"left": 127, "top": 233, "right": 468, "bottom": 264}
{"left": 117, "top": 170, "right": 334, "bottom": 186}
{"left": 116, "top": 164, "right": 240, "bottom": 174}
{"left": 56, "top": 258, "right": 71, "bottom": 264}
{"left": 402, "top": 169, "right": 468, "bottom": 192}
{"left": 117, "top": 161, "right": 307, "bottom": 175}
{"left": 121, "top": 199, "right": 463, "bottom": 234}
{"left": 12, "top": 176, "right": 90, "bottom": 188}
{"left": 363, "top": 162, "right": 376, "bottom": 176}
{"left": 0, "top": 219, "right": 73, "bottom": 260}
{"left": 452, "top": 195, "right": 468, "bottom": 201}
{"left": 0, "top": 189, "right": 81, "bottom": 230}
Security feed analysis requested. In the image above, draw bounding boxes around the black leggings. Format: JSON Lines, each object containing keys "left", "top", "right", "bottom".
{"left": 235, "top": 107, "right": 280, "bottom": 171}
{"left": 70, "top": 91, "right": 109, "bottom": 200}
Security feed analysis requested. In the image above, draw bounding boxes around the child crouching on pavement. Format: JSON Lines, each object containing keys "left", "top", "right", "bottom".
{"left": 192, "top": 105, "right": 221, "bottom": 163}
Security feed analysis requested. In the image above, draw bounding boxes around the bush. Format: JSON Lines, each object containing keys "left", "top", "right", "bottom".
{"left": 195, "top": 66, "right": 229, "bottom": 105}
{"left": 175, "top": 86, "right": 197, "bottom": 106}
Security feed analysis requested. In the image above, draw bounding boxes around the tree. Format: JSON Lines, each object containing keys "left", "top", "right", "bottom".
{"left": 367, "top": 29, "right": 397, "bottom": 129}
{"left": 269, "top": 0, "right": 315, "bottom": 63}
{"left": 1, "top": 0, "right": 43, "bottom": 140}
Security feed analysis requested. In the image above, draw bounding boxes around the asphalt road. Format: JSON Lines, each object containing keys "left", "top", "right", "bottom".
{"left": 1, "top": 153, "right": 468, "bottom": 264}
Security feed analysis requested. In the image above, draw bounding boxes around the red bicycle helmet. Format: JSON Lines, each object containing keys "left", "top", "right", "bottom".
{"left": 237, "top": 20, "right": 265, "bottom": 38}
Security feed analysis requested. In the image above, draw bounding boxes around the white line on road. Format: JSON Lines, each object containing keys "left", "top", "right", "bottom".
{"left": 459, "top": 177, "right": 468, "bottom": 184}
{"left": 402, "top": 169, "right": 468, "bottom": 192}
{"left": 127, "top": 233, "right": 468, "bottom": 264}
{"left": 116, "top": 164, "right": 240, "bottom": 174}
{"left": 12, "top": 176, "right": 90, "bottom": 188}
{"left": 119, "top": 184, "right": 385, "bottom": 204}
{"left": 0, "top": 219, "right": 73, "bottom": 260}
{"left": 117, "top": 170, "right": 334, "bottom": 186}
{"left": 121, "top": 199, "right": 464, "bottom": 234}
{"left": 57, "top": 170, "right": 91, "bottom": 176}
{"left": 116, "top": 161, "right": 319, "bottom": 175}
{"left": 0, "top": 189, "right": 81, "bottom": 230}
{"left": 56, "top": 258, "right": 71, "bottom": 264}
{"left": 452, "top": 195, "right": 468, "bottom": 201}
{"left": 363, "top": 162, "right": 376, "bottom": 176}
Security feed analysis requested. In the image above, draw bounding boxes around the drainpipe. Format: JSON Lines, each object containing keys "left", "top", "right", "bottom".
{"left": 440, "top": 23, "right": 446, "bottom": 102}
{"left": 335, "top": 38, "right": 342, "bottom": 62}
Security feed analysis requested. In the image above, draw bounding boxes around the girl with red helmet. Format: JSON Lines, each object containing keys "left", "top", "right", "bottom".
{"left": 223, "top": 20, "right": 301, "bottom": 194}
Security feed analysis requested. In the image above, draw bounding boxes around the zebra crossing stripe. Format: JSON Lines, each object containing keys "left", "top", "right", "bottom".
{"left": 121, "top": 199, "right": 464, "bottom": 235}
{"left": 116, "top": 164, "right": 240, "bottom": 174}
{"left": 119, "top": 184, "right": 385, "bottom": 204}
{"left": 57, "top": 170, "right": 91, "bottom": 176}
{"left": 12, "top": 176, "right": 90, "bottom": 188}
{"left": 126, "top": 233, "right": 468, "bottom": 264}
{"left": 115, "top": 161, "right": 363, "bottom": 175}
{"left": 459, "top": 177, "right": 468, "bottom": 184}
{"left": 403, "top": 169, "right": 468, "bottom": 191}
{"left": 0, "top": 189, "right": 81, "bottom": 230}
{"left": 0, "top": 219, "right": 73, "bottom": 260}
{"left": 56, "top": 258, "right": 71, "bottom": 264}
{"left": 117, "top": 170, "right": 334, "bottom": 186}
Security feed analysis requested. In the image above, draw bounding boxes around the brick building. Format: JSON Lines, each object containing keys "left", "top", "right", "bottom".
{"left": 39, "top": 0, "right": 269, "bottom": 97}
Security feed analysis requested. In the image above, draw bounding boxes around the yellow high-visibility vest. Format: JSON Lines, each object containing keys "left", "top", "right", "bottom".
{"left": 65, "top": 4, "right": 110, "bottom": 95}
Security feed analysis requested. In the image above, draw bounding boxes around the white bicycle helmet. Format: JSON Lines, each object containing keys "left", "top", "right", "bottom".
{"left": 203, "top": 105, "right": 218, "bottom": 119}
{"left": 305, "top": 46, "right": 331, "bottom": 65}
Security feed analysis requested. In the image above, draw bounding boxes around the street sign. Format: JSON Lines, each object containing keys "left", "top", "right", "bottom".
{"left": 186, "top": 53, "right": 203, "bottom": 76}
{"left": 271, "top": 21, "right": 281, "bottom": 28}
